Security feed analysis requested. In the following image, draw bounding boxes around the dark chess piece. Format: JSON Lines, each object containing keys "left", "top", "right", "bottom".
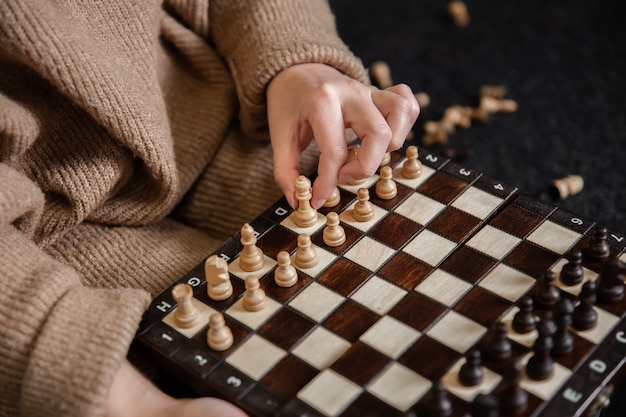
{"left": 560, "top": 249, "right": 584, "bottom": 286}
{"left": 471, "top": 393, "right": 499, "bottom": 417}
{"left": 425, "top": 381, "right": 452, "bottom": 417}
{"left": 485, "top": 321, "right": 512, "bottom": 362}
{"left": 534, "top": 270, "right": 561, "bottom": 310}
{"left": 458, "top": 348, "right": 483, "bottom": 387}
{"left": 552, "top": 297, "right": 575, "bottom": 356}
{"left": 586, "top": 225, "right": 610, "bottom": 263}
{"left": 572, "top": 279, "right": 598, "bottom": 331}
{"left": 526, "top": 314, "right": 555, "bottom": 381}
{"left": 597, "top": 258, "right": 626, "bottom": 304}
{"left": 512, "top": 296, "right": 536, "bottom": 334}
{"left": 499, "top": 358, "right": 528, "bottom": 416}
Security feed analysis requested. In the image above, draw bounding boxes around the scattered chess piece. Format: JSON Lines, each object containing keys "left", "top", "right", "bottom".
{"left": 415, "top": 91, "right": 430, "bottom": 108}
{"left": 499, "top": 359, "right": 528, "bottom": 416}
{"left": 242, "top": 275, "right": 265, "bottom": 312}
{"left": 560, "top": 249, "right": 584, "bottom": 286}
{"left": 479, "top": 85, "right": 507, "bottom": 99}
{"left": 425, "top": 381, "right": 452, "bottom": 417}
{"left": 534, "top": 270, "right": 560, "bottom": 310}
{"left": 323, "top": 212, "right": 346, "bottom": 247}
{"left": 485, "top": 321, "right": 512, "bottom": 362}
{"left": 401, "top": 145, "right": 422, "bottom": 179}
{"left": 171, "top": 283, "right": 201, "bottom": 329}
{"left": 552, "top": 297, "right": 575, "bottom": 356}
{"left": 471, "top": 394, "right": 499, "bottom": 417}
{"left": 458, "top": 348, "right": 483, "bottom": 387}
{"left": 295, "top": 233, "right": 318, "bottom": 269}
{"left": 586, "top": 225, "right": 610, "bottom": 263}
{"left": 421, "top": 120, "right": 449, "bottom": 146}
{"left": 375, "top": 166, "right": 397, "bottom": 200}
{"left": 323, "top": 186, "right": 341, "bottom": 208}
{"left": 369, "top": 60, "right": 392, "bottom": 89}
{"left": 239, "top": 223, "right": 264, "bottom": 272}
{"left": 512, "top": 296, "right": 536, "bottom": 334}
{"left": 526, "top": 314, "right": 555, "bottom": 381}
{"left": 597, "top": 257, "right": 626, "bottom": 304}
{"left": 443, "top": 105, "right": 472, "bottom": 129}
{"left": 552, "top": 175, "right": 584, "bottom": 200}
{"left": 205, "top": 254, "right": 233, "bottom": 301}
{"left": 293, "top": 175, "right": 318, "bottom": 228}
{"left": 447, "top": 0, "right": 470, "bottom": 27}
{"left": 274, "top": 251, "right": 298, "bottom": 287}
{"left": 353, "top": 188, "right": 375, "bottom": 222}
{"left": 572, "top": 279, "right": 598, "bottom": 331}
{"left": 207, "top": 312, "right": 233, "bottom": 351}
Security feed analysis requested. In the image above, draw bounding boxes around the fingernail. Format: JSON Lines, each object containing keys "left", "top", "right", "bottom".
{"left": 338, "top": 174, "right": 354, "bottom": 184}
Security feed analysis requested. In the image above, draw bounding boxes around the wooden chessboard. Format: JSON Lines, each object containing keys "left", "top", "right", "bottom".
{"left": 132, "top": 147, "right": 626, "bottom": 417}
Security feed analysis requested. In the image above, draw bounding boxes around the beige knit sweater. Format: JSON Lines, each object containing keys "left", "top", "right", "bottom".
{"left": 0, "top": 1, "right": 368, "bottom": 416}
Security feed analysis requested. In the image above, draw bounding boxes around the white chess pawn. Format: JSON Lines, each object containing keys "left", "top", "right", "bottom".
{"left": 353, "top": 188, "right": 374, "bottom": 222}
{"left": 205, "top": 254, "right": 233, "bottom": 301}
{"left": 375, "top": 165, "right": 397, "bottom": 200}
{"left": 295, "top": 233, "right": 318, "bottom": 269}
{"left": 239, "top": 223, "right": 264, "bottom": 272}
{"left": 242, "top": 275, "right": 265, "bottom": 312}
{"left": 293, "top": 175, "right": 318, "bottom": 228}
{"left": 341, "top": 144, "right": 366, "bottom": 185}
{"left": 323, "top": 186, "right": 341, "bottom": 208}
{"left": 171, "top": 283, "right": 201, "bottom": 329}
{"left": 402, "top": 145, "right": 422, "bottom": 179}
{"left": 323, "top": 212, "right": 346, "bottom": 247}
{"left": 274, "top": 251, "right": 298, "bottom": 287}
{"left": 380, "top": 151, "right": 392, "bottom": 167}
{"left": 207, "top": 313, "right": 233, "bottom": 351}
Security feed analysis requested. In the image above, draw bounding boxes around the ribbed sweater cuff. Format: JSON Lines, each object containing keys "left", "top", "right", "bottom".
{"left": 20, "top": 287, "right": 150, "bottom": 417}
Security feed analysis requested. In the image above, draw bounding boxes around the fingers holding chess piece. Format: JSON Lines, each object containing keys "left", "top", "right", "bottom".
{"left": 274, "top": 251, "right": 298, "bottom": 288}
{"left": 171, "top": 283, "right": 201, "bottom": 329}
{"left": 207, "top": 312, "right": 234, "bottom": 351}
{"left": 205, "top": 254, "right": 233, "bottom": 301}
{"left": 323, "top": 212, "right": 346, "bottom": 247}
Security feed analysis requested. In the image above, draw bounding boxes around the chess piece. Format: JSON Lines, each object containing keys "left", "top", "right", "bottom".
{"left": 207, "top": 312, "right": 233, "bottom": 351}
{"left": 274, "top": 251, "right": 298, "bottom": 287}
{"left": 534, "top": 270, "right": 560, "bottom": 310}
{"left": 369, "top": 60, "right": 392, "bottom": 89}
{"left": 380, "top": 151, "right": 392, "bottom": 167}
{"left": 205, "top": 254, "right": 233, "bottom": 301}
{"left": 171, "top": 283, "right": 201, "bottom": 329}
{"left": 447, "top": 0, "right": 470, "bottom": 27}
{"left": 323, "top": 186, "right": 341, "bottom": 208}
{"left": 499, "top": 359, "right": 528, "bottom": 416}
{"left": 375, "top": 165, "right": 397, "bottom": 200}
{"left": 586, "top": 225, "right": 610, "bottom": 263}
{"left": 512, "top": 296, "right": 536, "bottom": 334}
{"left": 552, "top": 175, "right": 584, "bottom": 200}
{"left": 479, "top": 84, "right": 507, "bottom": 99}
{"left": 458, "top": 348, "right": 483, "bottom": 387}
{"left": 560, "top": 249, "right": 584, "bottom": 286}
{"left": 572, "top": 279, "right": 598, "bottom": 331}
{"left": 552, "top": 297, "right": 574, "bottom": 356}
{"left": 293, "top": 175, "right": 318, "bottom": 228}
{"left": 323, "top": 212, "right": 346, "bottom": 247}
{"left": 239, "top": 223, "right": 264, "bottom": 272}
{"left": 342, "top": 144, "right": 366, "bottom": 185}
{"left": 353, "top": 188, "right": 374, "bottom": 222}
{"left": 242, "top": 275, "right": 265, "bottom": 312}
{"left": 471, "top": 394, "right": 499, "bottom": 417}
{"left": 425, "top": 381, "right": 452, "bottom": 417}
{"left": 526, "top": 315, "right": 555, "bottom": 381}
{"left": 485, "top": 321, "right": 512, "bottom": 362}
{"left": 295, "top": 233, "right": 318, "bottom": 269}
{"left": 596, "top": 257, "right": 626, "bottom": 304}
{"left": 401, "top": 145, "right": 422, "bottom": 179}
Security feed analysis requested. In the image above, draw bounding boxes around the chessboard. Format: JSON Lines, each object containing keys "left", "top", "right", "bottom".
{"left": 132, "top": 145, "right": 626, "bottom": 417}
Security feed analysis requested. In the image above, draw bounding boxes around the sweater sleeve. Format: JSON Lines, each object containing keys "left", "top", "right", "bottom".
{"left": 0, "top": 163, "right": 151, "bottom": 417}
{"left": 208, "top": 0, "right": 369, "bottom": 141}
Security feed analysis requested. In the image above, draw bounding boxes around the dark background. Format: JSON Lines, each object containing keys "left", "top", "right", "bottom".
{"left": 328, "top": 0, "right": 625, "bottom": 415}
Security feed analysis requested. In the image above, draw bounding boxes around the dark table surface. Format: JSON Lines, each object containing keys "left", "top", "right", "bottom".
{"left": 329, "top": 1, "right": 626, "bottom": 415}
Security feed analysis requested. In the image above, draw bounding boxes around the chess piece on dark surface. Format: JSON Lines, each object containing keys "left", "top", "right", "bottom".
{"left": 596, "top": 257, "right": 626, "bottom": 304}
{"left": 471, "top": 393, "right": 499, "bottom": 417}
{"left": 458, "top": 348, "right": 483, "bottom": 387}
{"left": 552, "top": 297, "right": 575, "bottom": 356}
{"left": 534, "top": 270, "right": 561, "bottom": 310}
{"left": 573, "top": 279, "right": 598, "bottom": 331}
{"left": 425, "top": 381, "right": 452, "bottom": 417}
{"left": 586, "top": 225, "right": 610, "bottom": 263}
{"left": 485, "top": 321, "right": 512, "bottom": 362}
{"left": 499, "top": 358, "right": 528, "bottom": 416}
{"left": 560, "top": 249, "right": 584, "bottom": 286}
{"left": 526, "top": 314, "right": 555, "bottom": 381}
{"left": 512, "top": 296, "right": 536, "bottom": 334}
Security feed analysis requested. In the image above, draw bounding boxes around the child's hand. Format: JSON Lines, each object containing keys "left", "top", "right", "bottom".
{"left": 267, "top": 63, "right": 419, "bottom": 209}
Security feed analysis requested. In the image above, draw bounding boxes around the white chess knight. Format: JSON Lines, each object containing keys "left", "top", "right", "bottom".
{"left": 205, "top": 254, "right": 233, "bottom": 301}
